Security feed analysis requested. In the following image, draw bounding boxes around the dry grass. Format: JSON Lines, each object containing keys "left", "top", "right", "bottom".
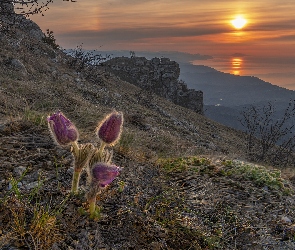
{"left": 0, "top": 197, "right": 63, "bottom": 249}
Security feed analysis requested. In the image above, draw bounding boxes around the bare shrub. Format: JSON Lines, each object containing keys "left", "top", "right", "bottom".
{"left": 239, "top": 100, "right": 295, "bottom": 167}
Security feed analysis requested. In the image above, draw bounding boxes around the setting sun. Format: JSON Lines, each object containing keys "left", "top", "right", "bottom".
{"left": 231, "top": 16, "right": 247, "bottom": 29}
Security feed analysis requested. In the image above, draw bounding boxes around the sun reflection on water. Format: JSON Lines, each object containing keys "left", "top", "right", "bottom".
{"left": 231, "top": 58, "right": 243, "bottom": 75}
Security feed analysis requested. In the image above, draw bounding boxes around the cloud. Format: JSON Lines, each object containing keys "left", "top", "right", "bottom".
{"left": 60, "top": 25, "right": 228, "bottom": 43}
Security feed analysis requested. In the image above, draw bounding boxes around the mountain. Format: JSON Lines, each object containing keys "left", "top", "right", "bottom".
{"left": 179, "top": 63, "right": 295, "bottom": 134}
{"left": 76, "top": 50, "right": 295, "bottom": 132}
{"left": 180, "top": 62, "right": 295, "bottom": 107}
{"left": 1, "top": 10, "right": 295, "bottom": 249}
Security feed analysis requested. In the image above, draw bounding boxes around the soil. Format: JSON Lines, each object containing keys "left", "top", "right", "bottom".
{"left": 1, "top": 120, "right": 295, "bottom": 250}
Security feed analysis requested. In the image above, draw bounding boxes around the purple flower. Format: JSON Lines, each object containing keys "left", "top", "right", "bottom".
{"left": 92, "top": 163, "right": 120, "bottom": 187}
{"left": 47, "top": 111, "right": 79, "bottom": 146}
{"left": 97, "top": 111, "right": 123, "bottom": 146}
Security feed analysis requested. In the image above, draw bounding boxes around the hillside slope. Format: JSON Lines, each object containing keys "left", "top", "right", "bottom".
{"left": 180, "top": 63, "right": 295, "bottom": 107}
{"left": 1, "top": 14, "right": 295, "bottom": 250}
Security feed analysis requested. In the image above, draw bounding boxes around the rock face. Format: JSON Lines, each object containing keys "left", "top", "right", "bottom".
{"left": 105, "top": 57, "right": 203, "bottom": 114}
{"left": 0, "top": 0, "right": 44, "bottom": 41}
{"left": 0, "top": 0, "right": 15, "bottom": 14}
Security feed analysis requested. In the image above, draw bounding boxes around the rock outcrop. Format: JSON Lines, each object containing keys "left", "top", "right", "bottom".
{"left": 0, "top": 0, "right": 15, "bottom": 14}
{"left": 105, "top": 57, "right": 203, "bottom": 114}
{"left": 0, "top": 0, "right": 44, "bottom": 40}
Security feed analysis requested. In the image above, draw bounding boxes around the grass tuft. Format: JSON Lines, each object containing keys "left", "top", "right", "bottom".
{"left": 0, "top": 171, "right": 65, "bottom": 249}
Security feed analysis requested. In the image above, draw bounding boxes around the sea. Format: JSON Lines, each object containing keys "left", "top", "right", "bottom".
{"left": 192, "top": 55, "right": 295, "bottom": 91}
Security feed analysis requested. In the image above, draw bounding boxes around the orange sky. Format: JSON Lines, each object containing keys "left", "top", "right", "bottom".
{"left": 29, "top": 0, "right": 295, "bottom": 89}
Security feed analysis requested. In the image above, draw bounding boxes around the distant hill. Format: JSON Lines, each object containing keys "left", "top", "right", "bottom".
{"left": 180, "top": 63, "right": 295, "bottom": 107}
{"left": 67, "top": 48, "right": 295, "bottom": 133}
{"left": 179, "top": 63, "right": 295, "bottom": 132}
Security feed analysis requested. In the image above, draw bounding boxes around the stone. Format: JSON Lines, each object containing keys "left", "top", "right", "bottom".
{"left": 104, "top": 57, "right": 203, "bottom": 114}
{"left": 8, "top": 181, "right": 22, "bottom": 190}
{"left": 13, "top": 166, "right": 26, "bottom": 176}
{"left": 281, "top": 216, "right": 292, "bottom": 223}
{"left": 0, "top": 0, "right": 14, "bottom": 15}
{"left": 24, "top": 181, "right": 40, "bottom": 190}
{"left": 9, "top": 58, "right": 27, "bottom": 75}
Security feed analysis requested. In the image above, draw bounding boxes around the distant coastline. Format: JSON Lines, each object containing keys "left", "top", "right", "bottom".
{"left": 191, "top": 55, "right": 295, "bottom": 91}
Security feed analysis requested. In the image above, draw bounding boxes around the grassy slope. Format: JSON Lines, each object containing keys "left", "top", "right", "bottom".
{"left": 1, "top": 23, "right": 295, "bottom": 249}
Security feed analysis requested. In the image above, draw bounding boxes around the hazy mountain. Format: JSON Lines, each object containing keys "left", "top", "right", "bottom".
{"left": 178, "top": 62, "right": 295, "bottom": 132}
{"left": 179, "top": 63, "right": 295, "bottom": 107}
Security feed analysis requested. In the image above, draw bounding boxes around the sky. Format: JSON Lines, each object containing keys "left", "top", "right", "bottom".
{"left": 29, "top": 0, "right": 295, "bottom": 90}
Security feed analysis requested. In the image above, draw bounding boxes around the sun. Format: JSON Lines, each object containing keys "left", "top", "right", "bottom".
{"left": 231, "top": 16, "right": 247, "bottom": 29}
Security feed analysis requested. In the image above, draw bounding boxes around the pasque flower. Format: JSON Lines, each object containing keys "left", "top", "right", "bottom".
{"left": 92, "top": 163, "right": 121, "bottom": 187}
{"left": 47, "top": 109, "right": 124, "bottom": 219}
{"left": 97, "top": 111, "right": 123, "bottom": 146}
{"left": 47, "top": 111, "right": 78, "bottom": 146}
{"left": 88, "top": 163, "right": 121, "bottom": 218}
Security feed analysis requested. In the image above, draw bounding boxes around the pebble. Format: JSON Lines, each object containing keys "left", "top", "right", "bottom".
{"left": 13, "top": 166, "right": 27, "bottom": 176}
{"left": 56, "top": 149, "right": 69, "bottom": 157}
{"left": 24, "top": 181, "right": 40, "bottom": 190}
{"left": 281, "top": 216, "right": 292, "bottom": 223}
{"left": 8, "top": 181, "right": 22, "bottom": 190}
{"left": 0, "top": 124, "right": 5, "bottom": 132}
{"left": 67, "top": 167, "right": 74, "bottom": 175}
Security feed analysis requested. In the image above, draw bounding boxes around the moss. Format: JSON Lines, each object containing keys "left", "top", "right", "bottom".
{"left": 157, "top": 156, "right": 211, "bottom": 173}
{"left": 224, "top": 161, "right": 292, "bottom": 193}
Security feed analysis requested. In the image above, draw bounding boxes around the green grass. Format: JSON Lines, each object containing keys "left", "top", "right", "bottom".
{"left": 223, "top": 160, "right": 291, "bottom": 193}
{"left": 157, "top": 156, "right": 211, "bottom": 173}
{"left": 158, "top": 156, "right": 292, "bottom": 193}
{"left": 23, "top": 107, "right": 47, "bottom": 127}
{"left": 0, "top": 170, "right": 67, "bottom": 249}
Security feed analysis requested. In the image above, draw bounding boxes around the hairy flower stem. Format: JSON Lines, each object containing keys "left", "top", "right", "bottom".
{"left": 89, "top": 197, "right": 96, "bottom": 218}
{"left": 87, "top": 182, "right": 102, "bottom": 219}
{"left": 71, "top": 142, "right": 95, "bottom": 193}
{"left": 72, "top": 141, "right": 79, "bottom": 156}
{"left": 71, "top": 170, "right": 81, "bottom": 194}
{"left": 98, "top": 142, "right": 106, "bottom": 158}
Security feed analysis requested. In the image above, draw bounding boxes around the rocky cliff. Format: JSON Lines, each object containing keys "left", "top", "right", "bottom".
{"left": 105, "top": 56, "right": 204, "bottom": 114}
{"left": 0, "top": 0, "right": 44, "bottom": 40}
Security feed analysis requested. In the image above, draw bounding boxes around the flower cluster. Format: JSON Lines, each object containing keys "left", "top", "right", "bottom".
{"left": 47, "top": 110, "right": 123, "bottom": 218}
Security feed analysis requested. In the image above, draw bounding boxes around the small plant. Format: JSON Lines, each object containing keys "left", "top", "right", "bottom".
{"left": 47, "top": 110, "right": 123, "bottom": 218}
{"left": 23, "top": 107, "right": 46, "bottom": 126}
{"left": 224, "top": 161, "right": 291, "bottom": 193}
{"left": 158, "top": 156, "right": 211, "bottom": 173}
{"left": 42, "top": 29, "right": 59, "bottom": 49}
{"left": 0, "top": 169, "right": 66, "bottom": 249}
{"left": 47, "top": 111, "right": 85, "bottom": 193}
{"left": 118, "top": 180, "right": 126, "bottom": 192}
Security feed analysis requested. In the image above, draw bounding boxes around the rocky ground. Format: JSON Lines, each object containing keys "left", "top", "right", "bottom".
{"left": 1, "top": 11, "right": 295, "bottom": 249}
{"left": 1, "top": 119, "right": 295, "bottom": 250}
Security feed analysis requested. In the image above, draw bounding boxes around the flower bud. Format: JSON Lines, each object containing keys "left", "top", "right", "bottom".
{"left": 97, "top": 111, "right": 123, "bottom": 146}
{"left": 47, "top": 111, "right": 79, "bottom": 146}
{"left": 92, "top": 163, "right": 120, "bottom": 187}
